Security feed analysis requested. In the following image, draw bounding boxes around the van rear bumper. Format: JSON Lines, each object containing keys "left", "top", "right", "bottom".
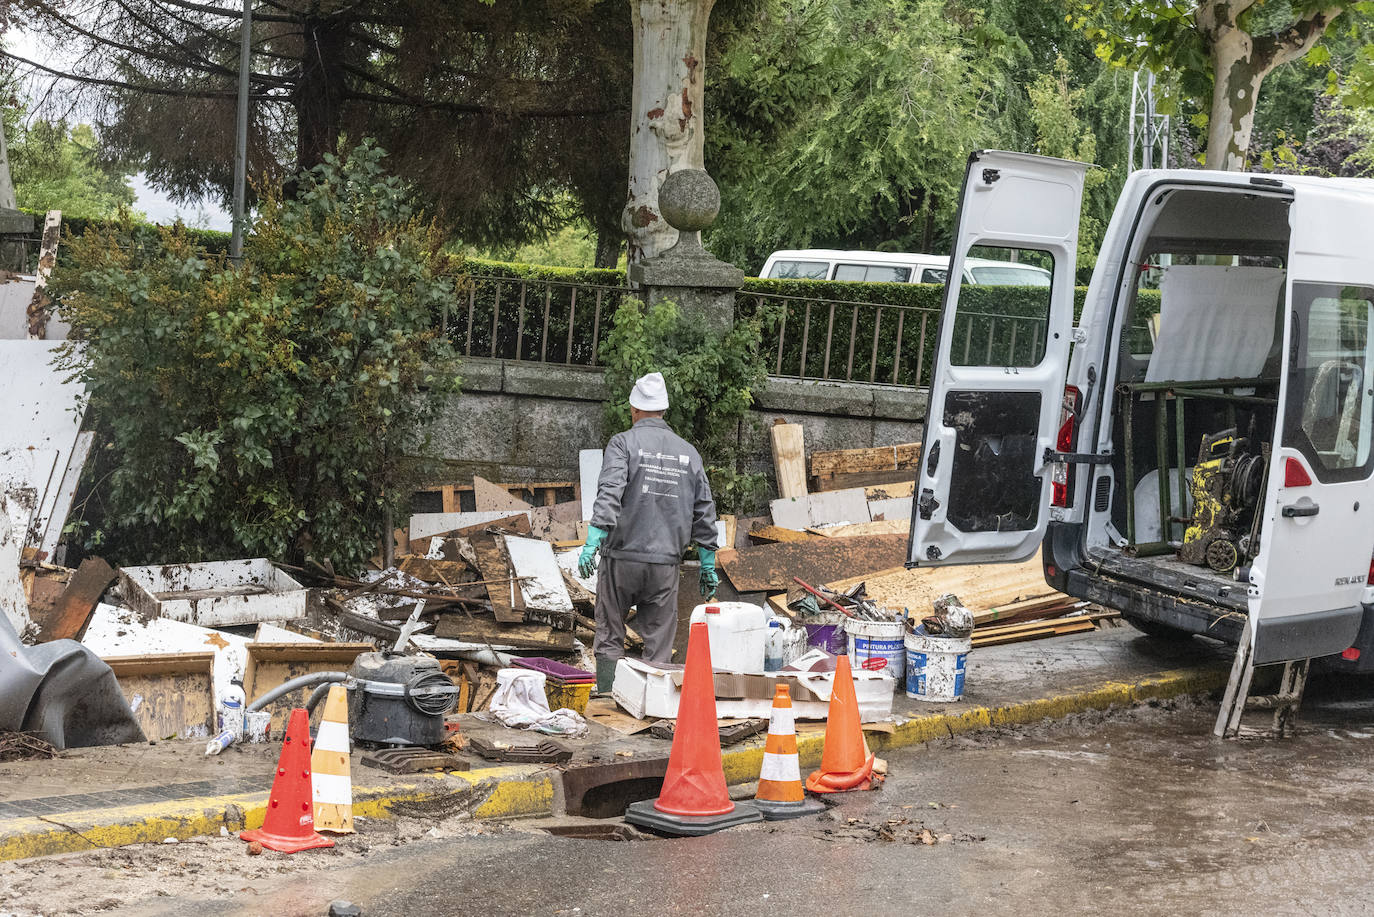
{"left": 1044, "top": 522, "right": 1374, "bottom": 672}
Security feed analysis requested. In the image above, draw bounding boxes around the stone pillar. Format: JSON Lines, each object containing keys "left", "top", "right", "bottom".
{"left": 628, "top": 169, "right": 742, "bottom": 331}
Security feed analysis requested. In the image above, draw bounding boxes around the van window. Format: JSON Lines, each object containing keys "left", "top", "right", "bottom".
{"left": 768, "top": 260, "right": 828, "bottom": 280}
{"left": 950, "top": 247, "right": 1054, "bottom": 368}
{"left": 1284, "top": 284, "right": 1374, "bottom": 481}
{"left": 833, "top": 264, "right": 912, "bottom": 283}
{"left": 920, "top": 268, "right": 948, "bottom": 284}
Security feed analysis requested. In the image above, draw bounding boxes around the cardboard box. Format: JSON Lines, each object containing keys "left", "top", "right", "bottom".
{"left": 612, "top": 657, "right": 894, "bottom": 722}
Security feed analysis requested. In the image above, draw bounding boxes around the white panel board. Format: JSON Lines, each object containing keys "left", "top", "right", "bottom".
{"left": 408, "top": 510, "right": 532, "bottom": 541}
{"left": 505, "top": 534, "right": 574, "bottom": 614}
{"left": 579, "top": 449, "right": 603, "bottom": 521}
{"left": 84, "top": 603, "right": 251, "bottom": 699}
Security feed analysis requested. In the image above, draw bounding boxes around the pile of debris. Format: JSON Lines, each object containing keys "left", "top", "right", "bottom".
{"left": 715, "top": 421, "right": 1116, "bottom": 648}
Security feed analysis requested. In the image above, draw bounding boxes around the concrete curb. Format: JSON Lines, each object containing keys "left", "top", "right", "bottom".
{"left": 0, "top": 665, "right": 1225, "bottom": 861}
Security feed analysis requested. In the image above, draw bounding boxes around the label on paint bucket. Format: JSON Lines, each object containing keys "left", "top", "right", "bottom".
{"left": 861, "top": 657, "right": 887, "bottom": 671}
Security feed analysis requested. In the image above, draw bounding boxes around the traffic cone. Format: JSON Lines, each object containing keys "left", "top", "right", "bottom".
{"left": 240, "top": 707, "right": 334, "bottom": 853}
{"left": 625, "top": 621, "right": 762, "bottom": 836}
{"left": 805, "top": 654, "right": 879, "bottom": 793}
{"left": 311, "top": 685, "right": 354, "bottom": 834}
{"left": 755, "top": 684, "right": 825, "bottom": 820}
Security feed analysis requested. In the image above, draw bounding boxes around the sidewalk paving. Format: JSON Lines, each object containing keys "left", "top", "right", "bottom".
{"left": 0, "top": 623, "right": 1233, "bottom": 861}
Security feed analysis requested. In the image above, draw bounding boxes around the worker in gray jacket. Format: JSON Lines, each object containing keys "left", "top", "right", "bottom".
{"left": 579, "top": 372, "right": 719, "bottom": 692}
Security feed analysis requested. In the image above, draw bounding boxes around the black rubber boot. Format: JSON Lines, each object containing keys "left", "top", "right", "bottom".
{"left": 596, "top": 657, "right": 618, "bottom": 694}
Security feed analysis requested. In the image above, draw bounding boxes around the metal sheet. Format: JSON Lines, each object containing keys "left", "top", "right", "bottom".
{"left": 718, "top": 534, "right": 909, "bottom": 594}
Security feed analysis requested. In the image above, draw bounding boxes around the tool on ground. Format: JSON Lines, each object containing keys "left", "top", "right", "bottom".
{"left": 791, "top": 577, "right": 856, "bottom": 618}
{"left": 625, "top": 621, "right": 762, "bottom": 835}
{"left": 311, "top": 685, "right": 354, "bottom": 833}
{"left": 754, "top": 684, "right": 825, "bottom": 820}
{"left": 240, "top": 707, "right": 334, "bottom": 853}
{"left": 806, "top": 654, "right": 879, "bottom": 793}
{"left": 347, "top": 651, "right": 460, "bottom": 747}
{"left": 1215, "top": 615, "right": 1310, "bottom": 739}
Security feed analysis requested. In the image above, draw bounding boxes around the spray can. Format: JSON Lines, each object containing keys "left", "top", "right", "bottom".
{"left": 218, "top": 681, "right": 245, "bottom": 739}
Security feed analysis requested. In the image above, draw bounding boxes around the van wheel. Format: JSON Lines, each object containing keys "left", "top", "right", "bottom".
{"left": 1123, "top": 615, "right": 1196, "bottom": 641}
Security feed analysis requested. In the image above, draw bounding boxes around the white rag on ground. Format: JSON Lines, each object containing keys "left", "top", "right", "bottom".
{"left": 486, "top": 668, "right": 588, "bottom": 737}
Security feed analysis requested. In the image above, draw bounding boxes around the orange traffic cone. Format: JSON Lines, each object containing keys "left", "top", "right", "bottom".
{"left": 755, "top": 684, "right": 825, "bottom": 820}
{"left": 625, "top": 621, "right": 762, "bottom": 836}
{"left": 805, "top": 654, "right": 879, "bottom": 793}
{"left": 241, "top": 707, "right": 335, "bottom": 853}
{"left": 311, "top": 685, "right": 353, "bottom": 834}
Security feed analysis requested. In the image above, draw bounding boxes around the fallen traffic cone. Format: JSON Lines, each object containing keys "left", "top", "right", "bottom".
{"left": 755, "top": 684, "right": 825, "bottom": 820}
{"left": 311, "top": 685, "right": 354, "bottom": 834}
{"left": 241, "top": 707, "right": 334, "bottom": 853}
{"left": 625, "top": 621, "right": 762, "bottom": 836}
{"left": 805, "top": 654, "right": 879, "bottom": 794}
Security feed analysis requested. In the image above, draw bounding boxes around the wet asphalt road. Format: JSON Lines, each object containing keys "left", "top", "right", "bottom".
{"left": 123, "top": 674, "right": 1374, "bottom": 917}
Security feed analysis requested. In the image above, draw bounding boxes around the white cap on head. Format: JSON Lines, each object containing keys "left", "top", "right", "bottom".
{"left": 629, "top": 372, "right": 669, "bottom": 411}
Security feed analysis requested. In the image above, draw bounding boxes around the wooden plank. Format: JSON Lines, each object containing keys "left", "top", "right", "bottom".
{"left": 816, "top": 469, "right": 918, "bottom": 492}
{"left": 720, "top": 514, "right": 738, "bottom": 551}
{"left": 747, "top": 524, "right": 822, "bottom": 545}
{"left": 470, "top": 533, "right": 526, "bottom": 623}
{"left": 973, "top": 618, "right": 1096, "bottom": 647}
{"left": 33, "top": 557, "right": 115, "bottom": 643}
{"left": 720, "top": 534, "right": 909, "bottom": 593}
{"left": 25, "top": 210, "right": 60, "bottom": 339}
{"left": 807, "top": 519, "right": 907, "bottom": 538}
{"left": 242, "top": 642, "right": 372, "bottom": 733}
{"left": 441, "top": 486, "right": 458, "bottom": 513}
{"left": 770, "top": 423, "right": 807, "bottom": 499}
{"left": 432, "top": 614, "right": 574, "bottom": 650}
{"left": 865, "top": 480, "right": 916, "bottom": 501}
{"left": 810, "top": 442, "right": 921, "bottom": 478}
{"left": 825, "top": 551, "right": 1065, "bottom": 618}
{"left": 474, "top": 475, "right": 534, "bottom": 514}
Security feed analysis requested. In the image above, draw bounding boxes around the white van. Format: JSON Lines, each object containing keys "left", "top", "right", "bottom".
{"left": 908, "top": 150, "right": 1374, "bottom": 673}
{"left": 759, "top": 249, "right": 1052, "bottom": 286}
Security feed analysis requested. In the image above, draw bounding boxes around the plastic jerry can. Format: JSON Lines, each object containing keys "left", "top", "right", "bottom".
{"left": 688, "top": 602, "right": 769, "bottom": 674}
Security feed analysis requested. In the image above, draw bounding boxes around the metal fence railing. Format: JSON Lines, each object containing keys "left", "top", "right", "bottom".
{"left": 443, "top": 274, "right": 631, "bottom": 366}
{"left": 448, "top": 274, "right": 1050, "bottom": 388}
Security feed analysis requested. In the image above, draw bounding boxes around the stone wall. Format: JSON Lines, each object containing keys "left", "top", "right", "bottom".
{"left": 426, "top": 357, "right": 927, "bottom": 488}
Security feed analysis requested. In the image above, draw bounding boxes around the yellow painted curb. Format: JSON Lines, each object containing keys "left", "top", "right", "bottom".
{"left": 0, "top": 764, "right": 554, "bottom": 863}
{"left": 722, "top": 665, "right": 1228, "bottom": 783}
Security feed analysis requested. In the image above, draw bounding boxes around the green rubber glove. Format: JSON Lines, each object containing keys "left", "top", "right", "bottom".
{"left": 579, "top": 526, "right": 608, "bottom": 578}
{"left": 697, "top": 546, "right": 719, "bottom": 598}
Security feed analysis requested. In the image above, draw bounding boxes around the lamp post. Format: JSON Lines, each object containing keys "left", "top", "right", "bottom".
{"left": 230, "top": 0, "right": 252, "bottom": 261}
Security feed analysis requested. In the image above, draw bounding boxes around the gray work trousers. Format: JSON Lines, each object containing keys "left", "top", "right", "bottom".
{"left": 593, "top": 555, "right": 680, "bottom": 665}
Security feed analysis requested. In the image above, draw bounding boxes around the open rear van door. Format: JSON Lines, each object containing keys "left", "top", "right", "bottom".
{"left": 1248, "top": 186, "right": 1374, "bottom": 663}
{"left": 908, "top": 151, "right": 1088, "bottom": 567}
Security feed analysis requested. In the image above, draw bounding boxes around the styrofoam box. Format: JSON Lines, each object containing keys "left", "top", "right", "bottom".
{"left": 118, "top": 558, "right": 307, "bottom": 627}
{"left": 611, "top": 657, "right": 894, "bottom": 722}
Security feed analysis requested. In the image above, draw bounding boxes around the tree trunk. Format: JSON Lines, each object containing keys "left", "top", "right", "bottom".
{"left": 1205, "top": 26, "right": 1269, "bottom": 171}
{"left": 0, "top": 118, "right": 15, "bottom": 211}
{"left": 293, "top": 17, "right": 350, "bottom": 176}
{"left": 594, "top": 227, "right": 622, "bottom": 268}
{"left": 622, "top": 0, "right": 715, "bottom": 264}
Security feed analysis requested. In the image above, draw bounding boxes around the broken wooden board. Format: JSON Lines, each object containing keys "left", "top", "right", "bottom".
{"left": 584, "top": 696, "right": 657, "bottom": 735}
{"left": 815, "top": 470, "right": 919, "bottom": 492}
{"left": 32, "top": 556, "right": 115, "bottom": 643}
{"left": 474, "top": 475, "right": 534, "bottom": 514}
{"left": 469, "top": 532, "right": 526, "bottom": 623}
{"left": 810, "top": 442, "right": 921, "bottom": 477}
{"left": 105, "top": 652, "right": 216, "bottom": 740}
{"left": 770, "top": 423, "right": 807, "bottom": 499}
{"left": 808, "top": 519, "right": 908, "bottom": 538}
{"left": 747, "top": 524, "right": 822, "bottom": 545}
{"left": 866, "top": 497, "right": 912, "bottom": 522}
{"left": 972, "top": 617, "right": 1097, "bottom": 647}
{"left": 242, "top": 642, "right": 373, "bottom": 734}
{"left": 719, "top": 534, "right": 909, "bottom": 594}
{"left": 506, "top": 535, "right": 575, "bottom": 615}
{"left": 824, "top": 550, "right": 1066, "bottom": 618}
{"left": 529, "top": 500, "right": 582, "bottom": 542}
{"left": 409, "top": 511, "right": 532, "bottom": 543}
{"left": 865, "top": 481, "right": 916, "bottom": 501}
{"left": 432, "top": 614, "right": 574, "bottom": 650}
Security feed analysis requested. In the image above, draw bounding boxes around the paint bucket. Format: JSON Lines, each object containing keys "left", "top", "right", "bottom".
{"left": 803, "top": 612, "right": 849, "bottom": 656}
{"left": 905, "top": 633, "right": 971, "bottom": 703}
{"left": 845, "top": 617, "right": 906, "bottom": 684}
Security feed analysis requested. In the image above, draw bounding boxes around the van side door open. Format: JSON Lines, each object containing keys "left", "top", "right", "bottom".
{"left": 1247, "top": 187, "right": 1374, "bottom": 663}
{"left": 908, "top": 150, "right": 1088, "bottom": 566}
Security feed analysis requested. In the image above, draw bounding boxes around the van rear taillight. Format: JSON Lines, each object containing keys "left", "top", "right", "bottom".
{"left": 1284, "top": 457, "right": 1313, "bottom": 487}
{"left": 1051, "top": 386, "right": 1082, "bottom": 508}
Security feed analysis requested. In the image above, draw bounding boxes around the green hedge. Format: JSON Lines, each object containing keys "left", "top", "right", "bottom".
{"left": 23, "top": 209, "right": 233, "bottom": 258}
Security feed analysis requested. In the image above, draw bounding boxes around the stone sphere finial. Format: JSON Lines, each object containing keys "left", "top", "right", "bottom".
{"left": 658, "top": 169, "right": 720, "bottom": 233}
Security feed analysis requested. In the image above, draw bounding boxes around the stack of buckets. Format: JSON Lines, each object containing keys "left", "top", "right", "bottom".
{"left": 846, "top": 613, "right": 969, "bottom": 702}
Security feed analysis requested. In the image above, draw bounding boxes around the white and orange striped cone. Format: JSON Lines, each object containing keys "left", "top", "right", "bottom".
{"left": 311, "top": 685, "right": 354, "bottom": 834}
{"left": 754, "top": 684, "right": 825, "bottom": 820}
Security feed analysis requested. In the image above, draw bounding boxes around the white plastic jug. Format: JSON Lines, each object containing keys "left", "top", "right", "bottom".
{"left": 765, "top": 615, "right": 809, "bottom": 671}
{"left": 688, "top": 602, "right": 769, "bottom": 674}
